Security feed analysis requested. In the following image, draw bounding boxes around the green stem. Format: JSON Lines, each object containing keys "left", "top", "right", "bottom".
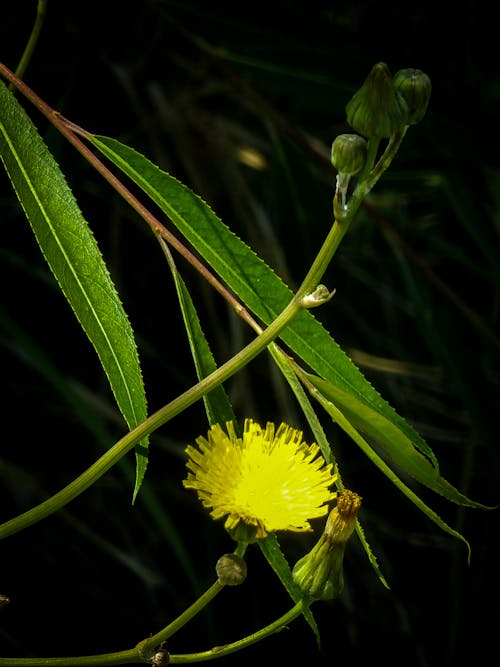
{"left": 9, "top": 1, "right": 47, "bottom": 89}
{"left": 136, "top": 581, "right": 224, "bottom": 660}
{"left": 168, "top": 601, "right": 305, "bottom": 663}
{"left": 0, "top": 547, "right": 249, "bottom": 666}
{"left": 0, "top": 301, "right": 291, "bottom": 539}
{"left": 0, "top": 543, "right": 254, "bottom": 666}
{"left": 0, "top": 651, "right": 138, "bottom": 666}
{"left": 353, "top": 129, "right": 408, "bottom": 203}
{"left": 358, "top": 136, "right": 380, "bottom": 183}
{"left": 136, "top": 542, "right": 248, "bottom": 658}
{"left": 0, "top": 597, "right": 304, "bottom": 666}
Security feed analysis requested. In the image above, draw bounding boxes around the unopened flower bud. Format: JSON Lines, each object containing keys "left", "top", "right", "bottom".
{"left": 393, "top": 68, "right": 431, "bottom": 124}
{"left": 331, "top": 134, "right": 367, "bottom": 175}
{"left": 292, "top": 490, "right": 361, "bottom": 601}
{"left": 216, "top": 553, "right": 247, "bottom": 586}
{"left": 346, "top": 62, "right": 408, "bottom": 138}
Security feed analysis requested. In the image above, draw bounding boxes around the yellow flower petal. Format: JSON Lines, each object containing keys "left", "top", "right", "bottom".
{"left": 183, "top": 419, "right": 337, "bottom": 540}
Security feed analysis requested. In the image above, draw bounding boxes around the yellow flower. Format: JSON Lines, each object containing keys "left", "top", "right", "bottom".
{"left": 183, "top": 419, "right": 337, "bottom": 541}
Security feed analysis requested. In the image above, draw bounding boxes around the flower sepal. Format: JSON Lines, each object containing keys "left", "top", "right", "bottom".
{"left": 225, "top": 517, "right": 262, "bottom": 544}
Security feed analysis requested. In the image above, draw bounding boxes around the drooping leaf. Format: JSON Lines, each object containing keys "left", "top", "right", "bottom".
{"left": 0, "top": 81, "right": 148, "bottom": 498}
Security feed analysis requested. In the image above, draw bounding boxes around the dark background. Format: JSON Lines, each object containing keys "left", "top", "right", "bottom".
{"left": 1, "top": 2, "right": 498, "bottom": 665}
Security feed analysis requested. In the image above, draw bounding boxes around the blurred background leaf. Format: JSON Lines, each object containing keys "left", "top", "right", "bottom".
{"left": 1, "top": 1, "right": 498, "bottom": 665}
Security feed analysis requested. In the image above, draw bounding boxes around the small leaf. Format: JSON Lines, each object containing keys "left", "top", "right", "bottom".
{"left": 0, "top": 82, "right": 148, "bottom": 498}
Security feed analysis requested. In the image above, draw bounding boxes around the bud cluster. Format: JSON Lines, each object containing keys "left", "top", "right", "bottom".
{"left": 331, "top": 63, "right": 430, "bottom": 214}
{"left": 345, "top": 62, "right": 431, "bottom": 139}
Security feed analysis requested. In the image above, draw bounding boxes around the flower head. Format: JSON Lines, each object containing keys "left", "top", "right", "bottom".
{"left": 183, "top": 419, "right": 337, "bottom": 542}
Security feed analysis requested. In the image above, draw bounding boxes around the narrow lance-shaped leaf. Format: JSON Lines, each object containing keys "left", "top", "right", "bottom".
{"left": 159, "top": 238, "right": 235, "bottom": 427}
{"left": 0, "top": 82, "right": 148, "bottom": 498}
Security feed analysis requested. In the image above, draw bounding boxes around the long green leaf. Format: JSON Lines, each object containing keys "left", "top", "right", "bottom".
{"left": 0, "top": 82, "right": 148, "bottom": 498}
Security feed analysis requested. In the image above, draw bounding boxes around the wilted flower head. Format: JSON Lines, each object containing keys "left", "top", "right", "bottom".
{"left": 292, "top": 489, "right": 362, "bottom": 601}
{"left": 183, "top": 419, "right": 337, "bottom": 542}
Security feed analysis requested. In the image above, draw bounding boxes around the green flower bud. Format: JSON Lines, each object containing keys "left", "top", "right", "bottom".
{"left": 292, "top": 490, "right": 361, "bottom": 601}
{"left": 216, "top": 553, "right": 247, "bottom": 586}
{"left": 393, "top": 68, "right": 432, "bottom": 124}
{"left": 345, "top": 62, "right": 408, "bottom": 138}
{"left": 331, "top": 134, "right": 367, "bottom": 175}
